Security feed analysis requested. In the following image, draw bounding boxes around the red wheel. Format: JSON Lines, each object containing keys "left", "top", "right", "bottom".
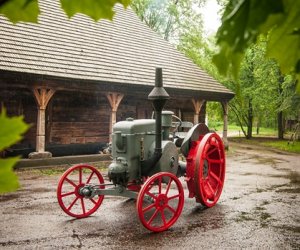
{"left": 195, "top": 133, "right": 225, "bottom": 207}
{"left": 137, "top": 172, "right": 184, "bottom": 232}
{"left": 57, "top": 164, "right": 104, "bottom": 218}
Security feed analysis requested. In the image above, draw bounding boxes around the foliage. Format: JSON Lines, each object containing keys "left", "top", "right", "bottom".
{"left": 225, "top": 37, "right": 297, "bottom": 139}
{"left": 0, "top": 0, "right": 39, "bottom": 23}
{"left": 131, "top": 0, "right": 205, "bottom": 41}
{"left": 0, "top": 0, "right": 131, "bottom": 23}
{"left": 0, "top": 109, "right": 28, "bottom": 193}
{"left": 214, "top": 0, "right": 300, "bottom": 91}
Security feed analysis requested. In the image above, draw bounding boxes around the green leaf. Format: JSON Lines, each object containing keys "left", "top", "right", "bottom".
{"left": 0, "top": 0, "right": 39, "bottom": 23}
{"left": 214, "top": 0, "right": 291, "bottom": 80}
{"left": 216, "top": 0, "right": 284, "bottom": 53}
{"left": 0, "top": 157, "right": 20, "bottom": 194}
{"left": 266, "top": 0, "right": 300, "bottom": 82}
{"left": 0, "top": 109, "right": 29, "bottom": 151}
{"left": 60, "top": 0, "right": 130, "bottom": 21}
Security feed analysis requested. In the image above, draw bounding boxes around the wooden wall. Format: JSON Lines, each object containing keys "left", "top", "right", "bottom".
{"left": 48, "top": 91, "right": 110, "bottom": 145}
{"left": 0, "top": 88, "right": 37, "bottom": 149}
{"left": 1, "top": 87, "right": 206, "bottom": 156}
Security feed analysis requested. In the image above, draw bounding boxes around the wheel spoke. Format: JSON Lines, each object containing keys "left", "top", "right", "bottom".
{"left": 207, "top": 158, "right": 222, "bottom": 164}
{"left": 210, "top": 171, "right": 222, "bottom": 184}
{"left": 207, "top": 147, "right": 218, "bottom": 156}
{"left": 206, "top": 181, "right": 215, "bottom": 201}
{"left": 89, "top": 198, "right": 97, "bottom": 205}
{"left": 158, "top": 177, "right": 162, "bottom": 194}
{"left": 166, "top": 204, "right": 176, "bottom": 214}
{"left": 142, "top": 203, "right": 156, "bottom": 213}
{"left": 67, "top": 197, "right": 79, "bottom": 211}
{"left": 168, "top": 194, "right": 180, "bottom": 201}
{"left": 79, "top": 167, "right": 82, "bottom": 184}
{"left": 145, "top": 190, "right": 157, "bottom": 200}
{"left": 165, "top": 178, "right": 172, "bottom": 195}
{"left": 65, "top": 178, "right": 77, "bottom": 188}
{"left": 80, "top": 198, "right": 86, "bottom": 214}
{"left": 86, "top": 171, "right": 94, "bottom": 184}
{"left": 147, "top": 208, "right": 159, "bottom": 225}
{"left": 161, "top": 210, "right": 167, "bottom": 226}
{"left": 61, "top": 191, "right": 75, "bottom": 197}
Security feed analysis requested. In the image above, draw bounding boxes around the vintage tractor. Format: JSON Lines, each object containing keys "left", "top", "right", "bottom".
{"left": 57, "top": 68, "right": 226, "bottom": 232}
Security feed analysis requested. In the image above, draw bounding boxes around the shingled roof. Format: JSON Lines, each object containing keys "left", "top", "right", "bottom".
{"left": 0, "top": 0, "right": 234, "bottom": 101}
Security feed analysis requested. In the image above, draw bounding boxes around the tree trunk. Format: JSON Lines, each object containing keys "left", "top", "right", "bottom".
{"left": 278, "top": 111, "right": 284, "bottom": 139}
{"left": 277, "top": 75, "right": 284, "bottom": 139}
{"left": 256, "top": 117, "right": 260, "bottom": 135}
{"left": 246, "top": 99, "right": 253, "bottom": 139}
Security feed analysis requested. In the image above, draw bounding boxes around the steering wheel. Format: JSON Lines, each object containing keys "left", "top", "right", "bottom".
{"left": 171, "top": 115, "right": 182, "bottom": 135}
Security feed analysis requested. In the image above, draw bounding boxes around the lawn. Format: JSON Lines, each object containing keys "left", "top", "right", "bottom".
{"left": 229, "top": 137, "right": 300, "bottom": 154}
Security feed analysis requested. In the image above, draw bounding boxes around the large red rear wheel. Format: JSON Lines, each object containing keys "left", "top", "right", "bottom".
{"left": 137, "top": 172, "right": 184, "bottom": 232}
{"left": 57, "top": 164, "right": 104, "bottom": 218}
{"left": 195, "top": 133, "right": 225, "bottom": 207}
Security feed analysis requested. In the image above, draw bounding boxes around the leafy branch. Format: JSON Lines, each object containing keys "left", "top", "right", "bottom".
{"left": 0, "top": 0, "right": 131, "bottom": 23}
{"left": 0, "top": 109, "right": 28, "bottom": 193}
{"left": 214, "top": 0, "right": 300, "bottom": 91}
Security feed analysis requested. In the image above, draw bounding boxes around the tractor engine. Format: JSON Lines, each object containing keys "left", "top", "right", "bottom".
{"left": 108, "top": 68, "right": 178, "bottom": 186}
{"left": 108, "top": 114, "right": 178, "bottom": 185}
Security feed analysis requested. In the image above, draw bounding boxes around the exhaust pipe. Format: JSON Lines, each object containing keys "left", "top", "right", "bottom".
{"left": 141, "top": 68, "right": 170, "bottom": 175}
{"left": 148, "top": 68, "right": 170, "bottom": 153}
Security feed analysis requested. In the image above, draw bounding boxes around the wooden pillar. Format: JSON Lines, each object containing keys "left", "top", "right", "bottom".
{"left": 221, "top": 101, "right": 229, "bottom": 149}
{"left": 192, "top": 99, "right": 205, "bottom": 124}
{"left": 29, "top": 87, "right": 55, "bottom": 159}
{"left": 106, "top": 92, "right": 124, "bottom": 141}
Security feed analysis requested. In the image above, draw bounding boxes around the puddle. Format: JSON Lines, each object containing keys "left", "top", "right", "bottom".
{"left": 288, "top": 171, "right": 300, "bottom": 185}
{"left": 0, "top": 193, "right": 19, "bottom": 202}
{"left": 234, "top": 212, "right": 255, "bottom": 222}
{"left": 275, "top": 187, "right": 300, "bottom": 193}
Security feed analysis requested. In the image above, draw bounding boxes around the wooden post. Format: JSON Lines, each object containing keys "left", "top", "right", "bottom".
{"left": 221, "top": 101, "right": 229, "bottom": 149}
{"left": 192, "top": 99, "right": 205, "bottom": 124}
{"left": 29, "top": 87, "right": 55, "bottom": 159}
{"left": 106, "top": 92, "right": 124, "bottom": 141}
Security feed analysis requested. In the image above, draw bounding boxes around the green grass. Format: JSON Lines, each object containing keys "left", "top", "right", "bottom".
{"left": 262, "top": 140, "right": 300, "bottom": 153}
{"left": 230, "top": 137, "right": 300, "bottom": 154}
{"left": 212, "top": 123, "right": 299, "bottom": 153}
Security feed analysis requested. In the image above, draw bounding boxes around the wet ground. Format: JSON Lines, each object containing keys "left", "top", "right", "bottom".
{"left": 0, "top": 142, "right": 299, "bottom": 249}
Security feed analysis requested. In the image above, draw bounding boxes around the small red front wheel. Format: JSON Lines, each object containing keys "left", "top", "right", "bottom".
{"left": 137, "top": 172, "right": 184, "bottom": 232}
{"left": 57, "top": 164, "right": 104, "bottom": 218}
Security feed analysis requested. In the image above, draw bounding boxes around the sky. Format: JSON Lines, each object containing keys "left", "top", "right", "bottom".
{"left": 199, "top": 0, "right": 222, "bottom": 36}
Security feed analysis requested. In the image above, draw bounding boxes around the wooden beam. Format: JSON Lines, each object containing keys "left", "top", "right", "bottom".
{"left": 106, "top": 92, "right": 124, "bottom": 141}
{"left": 106, "top": 92, "right": 124, "bottom": 112}
{"left": 33, "top": 87, "right": 55, "bottom": 110}
{"left": 192, "top": 99, "right": 205, "bottom": 124}
{"left": 30, "top": 87, "right": 56, "bottom": 156}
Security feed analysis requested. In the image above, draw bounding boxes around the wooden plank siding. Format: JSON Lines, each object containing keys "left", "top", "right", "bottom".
{"left": 0, "top": 87, "right": 206, "bottom": 157}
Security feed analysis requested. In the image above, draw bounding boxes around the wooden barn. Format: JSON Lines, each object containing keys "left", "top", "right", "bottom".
{"left": 0, "top": 0, "right": 234, "bottom": 158}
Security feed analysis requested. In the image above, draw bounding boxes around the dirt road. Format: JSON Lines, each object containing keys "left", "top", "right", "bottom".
{"left": 0, "top": 142, "right": 299, "bottom": 249}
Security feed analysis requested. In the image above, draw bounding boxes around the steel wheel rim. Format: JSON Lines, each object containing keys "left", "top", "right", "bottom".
{"left": 137, "top": 172, "right": 184, "bottom": 232}
{"left": 195, "top": 133, "right": 225, "bottom": 207}
{"left": 57, "top": 164, "right": 104, "bottom": 218}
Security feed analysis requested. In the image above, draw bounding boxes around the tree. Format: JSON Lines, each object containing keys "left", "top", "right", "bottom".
{"left": 131, "top": 0, "right": 205, "bottom": 42}
{"left": 227, "top": 36, "right": 298, "bottom": 139}
{"left": 213, "top": 0, "right": 300, "bottom": 92}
